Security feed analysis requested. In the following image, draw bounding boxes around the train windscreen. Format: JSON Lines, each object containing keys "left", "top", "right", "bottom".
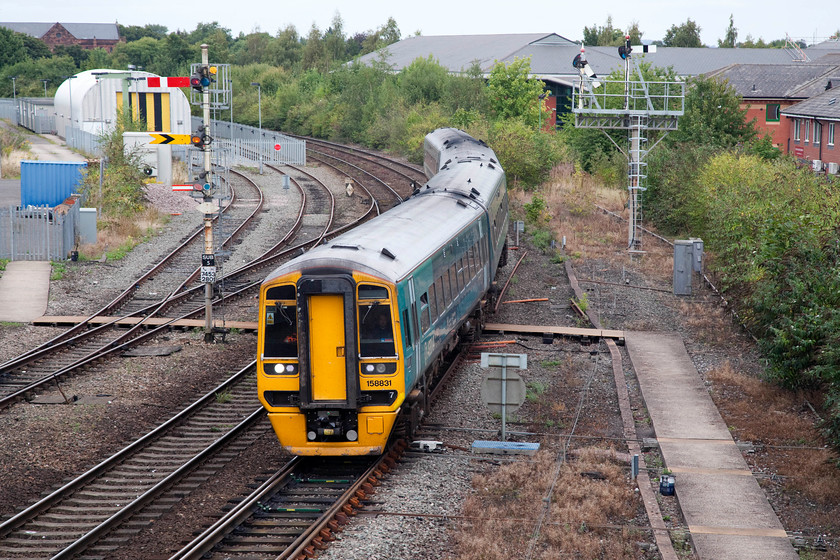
{"left": 263, "top": 303, "right": 298, "bottom": 357}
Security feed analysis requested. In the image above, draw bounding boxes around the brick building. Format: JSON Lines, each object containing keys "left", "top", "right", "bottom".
{"left": 0, "top": 22, "right": 121, "bottom": 52}
{"left": 782, "top": 85, "right": 840, "bottom": 174}
{"left": 705, "top": 63, "right": 840, "bottom": 153}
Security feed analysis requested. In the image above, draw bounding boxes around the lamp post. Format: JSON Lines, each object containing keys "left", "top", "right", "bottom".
{"left": 251, "top": 82, "right": 262, "bottom": 174}
{"left": 42, "top": 79, "right": 49, "bottom": 97}
{"left": 11, "top": 76, "right": 16, "bottom": 100}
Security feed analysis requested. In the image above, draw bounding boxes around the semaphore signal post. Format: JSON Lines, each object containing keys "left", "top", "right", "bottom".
{"left": 572, "top": 36, "right": 685, "bottom": 253}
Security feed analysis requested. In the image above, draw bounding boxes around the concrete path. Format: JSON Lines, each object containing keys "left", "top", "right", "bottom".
{"left": 26, "top": 133, "right": 87, "bottom": 163}
{"left": 0, "top": 261, "right": 51, "bottom": 322}
{"left": 626, "top": 331, "right": 798, "bottom": 560}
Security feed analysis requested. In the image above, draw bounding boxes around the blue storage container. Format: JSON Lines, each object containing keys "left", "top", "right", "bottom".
{"left": 20, "top": 161, "right": 87, "bottom": 207}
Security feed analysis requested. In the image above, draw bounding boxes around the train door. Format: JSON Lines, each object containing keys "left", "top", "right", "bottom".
{"left": 308, "top": 294, "right": 347, "bottom": 401}
{"left": 297, "top": 276, "right": 357, "bottom": 409}
{"left": 406, "top": 278, "right": 419, "bottom": 381}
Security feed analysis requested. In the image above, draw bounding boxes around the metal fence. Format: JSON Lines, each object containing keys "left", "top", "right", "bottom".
{"left": 194, "top": 117, "right": 306, "bottom": 165}
{"left": 65, "top": 127, "right": 104, "bottom": 157}
{"left": 0, "top": 99, "right": 19, "bottom": 125}
{"left": 0, "top": 203, "right": 79, "bottom": 261}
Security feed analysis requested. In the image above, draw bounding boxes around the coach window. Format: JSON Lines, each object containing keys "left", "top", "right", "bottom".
{"left": 263, "top": 285, "right": 298, "bottom": 358}
{"left": 440, "top": 272, "right": 451, "bottom": 307}
{"left": 428, "top": 282, "right": 439, "bottom": 321}
{"left": 419, "top": 293, "right": 431, "bottom": 332}
{"left": 358, "top": 284, "right": 396, "bottom": 357}
{"left": 453, "top": 264, "right": 461, "bottom": 293}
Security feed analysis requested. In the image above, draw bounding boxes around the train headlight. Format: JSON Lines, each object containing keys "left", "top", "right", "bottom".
{"left": 307, "top": 431, "right": 317, "bottom": 441}
{"left": 271, "top": 363, "right": 297, "bottom": 375}
{"left": 361, "top": 362, "right": 396, "bottom": 375}
{"left": 346, "top": 429, "right": 358, "bottom": 442}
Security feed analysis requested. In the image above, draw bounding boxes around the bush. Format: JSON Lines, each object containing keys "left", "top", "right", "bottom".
{"left": 488, "top": 119, "right": 565, "bottom": 190}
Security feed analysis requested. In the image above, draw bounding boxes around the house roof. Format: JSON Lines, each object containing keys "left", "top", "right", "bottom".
{"left": 0, "top": 22, "right": 119, "bottom": 41}
{"left": 782, "top": 86, "right": 840, "bottom": 119}
{"left": 705, "top": 63, "right": 840, "bottom": 99}
{"left": 355, "top": 33, "right": 576, "bottom": 74}
{"left": 356, "top": 33, "right": 840, "bottom": 85}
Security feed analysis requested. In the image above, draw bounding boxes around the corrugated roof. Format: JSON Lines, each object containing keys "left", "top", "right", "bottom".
{"left": 782, "top": 86, "right": 840, "bottom": 119}
{"left": 0, "top": 22, "right": 119, "bottom": 40}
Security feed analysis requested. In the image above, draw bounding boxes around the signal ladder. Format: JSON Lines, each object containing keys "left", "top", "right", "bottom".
{"left": 628, "top": 114, "right": 648, "bottom": 252}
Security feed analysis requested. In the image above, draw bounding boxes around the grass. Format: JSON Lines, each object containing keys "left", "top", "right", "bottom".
{"left": 453, "top": 449, "right": 643, "bottom": 559}
{"left": 50, "top": 261, "right": 67, "bottom": 281}
{"left": 525, "top": 381, "right": 547, "bottom": 403}
{"left": 77, "top": 208, "right": 168, "bottom": 262}
{"left": 215, "top": 389, "right": 233, "bottom": 404}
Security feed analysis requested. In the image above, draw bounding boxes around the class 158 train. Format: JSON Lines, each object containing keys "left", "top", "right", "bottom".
{"left": 257, "top": 128, "right": 509, "bottom": 456}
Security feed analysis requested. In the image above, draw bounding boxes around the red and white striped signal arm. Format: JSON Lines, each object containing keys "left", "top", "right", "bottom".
{"left": 146, "top": 77, "right": 191, "bottom": 88}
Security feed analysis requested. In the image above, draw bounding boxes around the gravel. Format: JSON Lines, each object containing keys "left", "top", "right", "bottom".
{"left": 0, "top": 160, "right": 816, "bottom": 559}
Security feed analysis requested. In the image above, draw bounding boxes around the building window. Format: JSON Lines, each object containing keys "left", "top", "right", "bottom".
{"left": 829, "top": 123, "right": 835, "bottom": 147}
{"left": 766, "top": 104, "right": 780, "bottom": 122}
{"left": 794, "top": 119, "right": 801, "bottom": 141}
{"left": 805, "top": 120, "right": 810, "bottom": 144}
{"left": 814, "top": 122, "right": 822, "bottom": 145}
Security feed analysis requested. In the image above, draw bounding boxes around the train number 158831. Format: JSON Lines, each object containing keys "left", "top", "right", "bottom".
{"left": 365, "top": 378, "right": 392, "bottom": 388}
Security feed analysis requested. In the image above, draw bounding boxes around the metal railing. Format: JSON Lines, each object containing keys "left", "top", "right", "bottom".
{"left": 194, "top": 117, "right": 306, "bottom": 165}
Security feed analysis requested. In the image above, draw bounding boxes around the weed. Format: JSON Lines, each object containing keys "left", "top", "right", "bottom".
{"left": 540, "top": 360, "right": 562, "bottom": 368}
{"left": 50, "top": 261, "right": 67, "bottom": 281}
{"left": 532, "top": 228, "right": 553, "bottom": 251}
{"left": 0, "top": 321, "right": 22, "bottom": 327}
{"left": 215, "top": 389, "right": 233, "bottom": 404}
{"left": 0, "top": 258, "right": 8, "bottom": 271}
{"left": 526, "top": 381, "right": 547, "bottom": 402}
{"left": 573, "top": 292, "right": 589, "bottom": 313}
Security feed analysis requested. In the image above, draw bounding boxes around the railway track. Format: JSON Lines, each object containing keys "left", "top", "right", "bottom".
{"left": 170, "top": 446, "right": 404, "bottom": 560}
{"left": 0, "top": 363, "right": 266, "bottom": 559}
{"left": 0, "top": 139, "right": 454, "bottom": 559}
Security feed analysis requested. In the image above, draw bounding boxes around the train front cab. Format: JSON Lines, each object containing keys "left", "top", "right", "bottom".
{"left": 258, "top": 271, "right": 405, "bottom": 456}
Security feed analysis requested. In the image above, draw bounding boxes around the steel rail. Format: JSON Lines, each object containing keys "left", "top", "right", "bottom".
{"left": 0, "top": 361, "right": 257, "bottom": 538}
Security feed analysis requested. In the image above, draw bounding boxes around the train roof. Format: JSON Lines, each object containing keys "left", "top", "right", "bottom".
{"left": 264, "top": 153, "right": 505, "bottom": 285}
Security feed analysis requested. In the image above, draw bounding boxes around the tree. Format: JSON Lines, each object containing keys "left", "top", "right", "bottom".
{"left": 739, "top": 34, "right": 770, "bottom": 48}
{"left": 118, "top": 24, "right": 167, "bottom": 42}
{"left": 583, "top": 18, "right": 642, "bottom": 46}
{"left": 324, "top": 12, "right": 347, "bottom": 64}
{"left": 267, "top": 25, "right": 302, "bottom": 69}
{"left": 583, "top": 16, "right": 624, "bottom": 46}
{"left": 0, "top": 27, "right": 28, "bottom": 67}
{"left": 487, "top": 57, "right": 545, "bottom": 124}
{"left": 20, "top": 34, "right": 52, "bottom": 60}
{"left": 301, "top": 24, "right": 327, "bottom": 71}
{"left": 671, "top": 74, "right": 755, "bottom": 148}
{"left": 53, "top": 45, "right": 89, "bottom": 69}
{"left": 718, "top": 14, "right": 737, "bottom": 48}
{"left": 663, "top": 19, "right": 703, "bottom": 47}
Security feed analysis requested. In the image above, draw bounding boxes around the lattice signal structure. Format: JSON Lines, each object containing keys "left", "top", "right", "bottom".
{"left": 572, "top": 41, "right": 684, "bottom": 252}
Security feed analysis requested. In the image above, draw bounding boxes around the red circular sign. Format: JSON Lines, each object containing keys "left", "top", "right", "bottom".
{"left": 274, "top": 144, "right": 281, "bottom": 150}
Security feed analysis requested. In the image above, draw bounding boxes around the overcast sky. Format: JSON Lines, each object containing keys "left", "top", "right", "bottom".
{"left": 2, "top": 0, "right": 838, "bottom": 46}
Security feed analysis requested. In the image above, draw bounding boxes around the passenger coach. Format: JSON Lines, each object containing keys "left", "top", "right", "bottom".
{"left": 257, "top": 128, "right": 509, "bottom": 455}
